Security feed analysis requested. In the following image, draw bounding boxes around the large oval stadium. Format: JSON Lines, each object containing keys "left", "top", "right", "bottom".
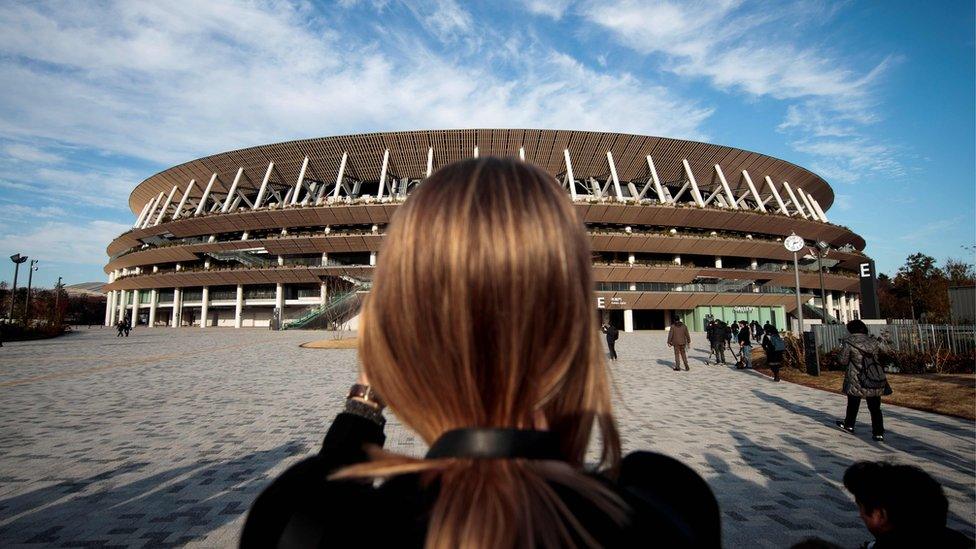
{"left": 103, "top": 129, "right": 868, "bottom": 331}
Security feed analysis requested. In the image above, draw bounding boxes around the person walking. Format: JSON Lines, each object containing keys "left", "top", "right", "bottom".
{"left": 836, "top": 319, "right": 891, "bottom": 442}
{"left": 736, "top": 320, "right": 752, "bottom": 369}
{"left": 707, "top": 320, "right": 726, "bottom": 365}
{"left": 123, "top": 316, "right": 131, "bottom": 337}
{"left": 116, "top": 319, "right": 125, "bottom": 337}
{"left": 751, "top": 320, "right": 762, "bottom": 340}
{"left": 668, "top": 318, "right": 691, "bottom": 371}
{"left": 602, "top": 322, "right": 619, "bottom": 361}
{"left": 760, "top": 324, "right": 785, "bottom": 381}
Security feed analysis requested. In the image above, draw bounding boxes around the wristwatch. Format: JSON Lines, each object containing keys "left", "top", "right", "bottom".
{"left": 347, "top": 383, "right": 385, "bottom": 409}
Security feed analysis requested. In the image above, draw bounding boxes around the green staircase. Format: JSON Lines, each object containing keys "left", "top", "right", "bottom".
{"left": 283, "top": 288, "right": 362, "bottom": 330}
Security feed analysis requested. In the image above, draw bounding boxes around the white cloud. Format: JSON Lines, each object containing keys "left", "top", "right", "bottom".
{"left": 3, "top": 143, "right": 62, "bottom": 163}
{"left": 581, "top": 0, "right": 901, "bottom": 183}
{"left": 0, "top": 0, "right": 712, "bottom": 172}
{"left": 792, "top": 138, "right": 905, "bottom": 184}
{"left": 0, "top": 219, "right": 130, "bottom": 266}
{"left": 521, "top": 0, "right": 573, "bottom": 19}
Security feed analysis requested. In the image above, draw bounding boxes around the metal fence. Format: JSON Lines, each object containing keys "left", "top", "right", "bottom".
{"left": 813, "top": 323, "right": 976, "bottom": 355}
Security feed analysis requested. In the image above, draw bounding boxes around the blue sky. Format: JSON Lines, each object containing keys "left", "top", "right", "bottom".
{"left": 0, "top": 0, "right": 973, "bottom": 288}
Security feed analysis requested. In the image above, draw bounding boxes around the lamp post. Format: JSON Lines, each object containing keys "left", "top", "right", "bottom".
{"left": 24, "top": 259, "right": 38, "bottom": 325}
{"left": 54, "top": 276, "right": 63, "bottom": 328}
{"left": 814, "top": 241, "right": 829, "bottom": 322}
{"left": 8, "top": 254, "right": 28, "bottom": 322}
{"left": 784, "top": 233, "right": 805, "bottom": 335}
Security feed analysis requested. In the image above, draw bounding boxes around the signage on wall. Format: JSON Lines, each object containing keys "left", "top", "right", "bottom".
{"left": 596, "top": 296, "right": 627, "bottom": 309}
{"left": 732, "top": 306, "right": 755, "bottom": 313}
{"left": 858, "top": 259, "right": 881, "bottom": 319}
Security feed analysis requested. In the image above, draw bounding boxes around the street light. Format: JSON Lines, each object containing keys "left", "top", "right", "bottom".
{"left": 8, "top": 254, "right": 28, "bottom": 322}
{"left": 784, "top": 233, "right": 805, "bottom": 336}
{"left": 24, "top": 259, "right": 38, "bottom": 325}
{"left": 813, "top": 241, "right": 829, "bottom": 322}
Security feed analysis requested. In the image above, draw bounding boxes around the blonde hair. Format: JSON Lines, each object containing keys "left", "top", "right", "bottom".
{"left": 338, "top": 157, "right": 624, "bottom": 548}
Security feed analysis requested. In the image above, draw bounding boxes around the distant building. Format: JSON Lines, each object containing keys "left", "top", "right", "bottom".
{"left": 102, "top": 129, "right": 869, "bottom": 330}
{"left": 949, "top": 286, "right": 976, "bottom": 324}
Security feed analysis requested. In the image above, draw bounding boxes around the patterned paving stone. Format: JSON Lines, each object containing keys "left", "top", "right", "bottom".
{"left": 0, "top": 328, "right": 972, "bottom": 547}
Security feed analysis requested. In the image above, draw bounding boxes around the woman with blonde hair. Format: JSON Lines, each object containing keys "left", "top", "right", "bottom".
{"left": 241, "top": 157, "right": 720, "bottom": 548}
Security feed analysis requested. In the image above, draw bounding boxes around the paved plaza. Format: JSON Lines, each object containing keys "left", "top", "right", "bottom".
{"left": 0, "top": 328, "right": 972, "bottom": 547}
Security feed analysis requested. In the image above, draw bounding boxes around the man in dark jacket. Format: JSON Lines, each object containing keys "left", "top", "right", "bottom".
{"left": 736, "top": 320, "right": 752, "bottom": 369}
{"left": 602, "top": 323, "right": 619, "bottom": 361}
{"left": 707, "top": 321, "right": 726, "bottom": 365}
{"left": 843, "top": 461, "right": 974, "bottom": 548}
{"left": 667, "top": 319, "right": 691, "bottom": 371}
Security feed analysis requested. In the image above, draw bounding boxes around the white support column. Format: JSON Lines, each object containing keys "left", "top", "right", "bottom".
{"left": 839, "top": 293, "right": 849, "bottom": 323}
{"left": 628, "top": 253, "right": 635, "bottom": 265}
{"left": 713, "top": 165, "right": 739, "bottom": 209}
{"left": 171, "top": 288, "right": 182, "bottom": 327}
{"left": 781, "top": 181, "right": 808, "bottom": 218}
{"left": 606, "top": 151, "right": 624, "bottom": 201}
{"left": 369, "top": 252, "right": 377, "bottom": 266}
{"left": 519, "top": 147, "right": 525, "bottom": 161}
{"left": 194, "top": 173, "right": 218, "bottom": 216}
{"left": 222, "top": 167, "right": 244, "bottom": 213}
{"left": 377, "top": 149, "right": 389, "bottom": 200}
{"left": 200, "top": 287, "right": 209, "bottom": 328}
{"left": 320, "top": 282, "right": 327, "bottom": 308}
{"left": 426, "top": 147, "right": 434, "bottom": 178}
{"left": 234, "top": 285, "right": 243, "bottom": 328}
{"left": 473, "top": 146, "right": 479, "bottom": 158}
{"left": 117, "top": 289, "right": 127, "bottom": 323}
{"left": 141, "top": 192, "right": 165, "bottom": 229}
{"left": 291, "top": 156, "right": 310, "bottom": 205}
{"left": 253, "top": 162, "right": 275, "bottom": 209}
{"left": 764, "top": 176, "right": 790, "bottom": 215}
{"left": 172, "top": 180, "right": 196, "bottom": 220}
{"left": 275, "top": 283, "right": 284, "bottom": 317}
{"left": 741, "top": 170, "right": 766, "bottom": 212}
{"left": 810, "top": 197, "right": 829, "bottom": 223}
{"left": 153, "top": 185, "right": 179, "bottom": 226}
{"left": 750, "top": 258, "right": 758, "bottom": 270}
{"left": 563, "top": 149, "right": 577, "bottom": 201}
{"left": 826, "top": 291, "right": 835, "bottom": 321}
{"left": 133, "top": 202, "right": 152, "bottom": 228}
{"left": 797, "top": 188, "right": 819, "bottom": 221}
{"left": 673, "top": 255, "right": 682, "bottom": 265}
{"left": 130, "top": 290, "right": 139, "bottom": 325}
{"left": 148, "top": 289, "right": 157, "bottom": 327}
{"left": 623, "top": 309, "right": 634, "bottom": 333}
{"left": 681, "top": 159, "right": 705, "bottom": 207}
{"left": 647, "top": 156, "right": 667, "bottom": 204}
{"left": 331, "top": 153, "right": 348, "bottom": 201}
{"left": 106, "top": 290, "right": 116, "bottom": 326}
{"left": 714, "top": 256, "right": 723, "bottom": 268}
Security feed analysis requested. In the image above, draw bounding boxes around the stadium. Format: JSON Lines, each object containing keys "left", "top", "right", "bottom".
{"left": 103, "top": 129, "right": 868, "bottom": 332}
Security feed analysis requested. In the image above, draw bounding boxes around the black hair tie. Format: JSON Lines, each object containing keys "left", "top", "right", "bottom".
{"left": 426, "top": 428, "right": 564, "bottom": 460}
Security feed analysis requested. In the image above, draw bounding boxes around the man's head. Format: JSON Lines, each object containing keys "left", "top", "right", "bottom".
{"left": 738, "top": 320, "right": 747, "bottom": 327}
{"left": 843, "top": 461, "right": 948, "bottom": 536}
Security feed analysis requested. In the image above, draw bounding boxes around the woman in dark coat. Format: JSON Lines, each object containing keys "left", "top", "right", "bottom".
{"left": 760, "top": 325, "right": 785, "bottom": 381}
{"left": 836, "top": 320, "right": 891, "bottom": 442}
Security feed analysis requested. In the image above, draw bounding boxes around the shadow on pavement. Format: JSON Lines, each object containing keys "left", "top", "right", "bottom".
{"left": 0, "top": 441, "right": 307, "bottom": 546}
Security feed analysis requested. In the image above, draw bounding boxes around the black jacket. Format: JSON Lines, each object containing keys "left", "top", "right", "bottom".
{"left": 736, "top": 326, "right": 751, "bottom": 346}
{"left": 241, "top": 413, "right": 721, "bottom": 548}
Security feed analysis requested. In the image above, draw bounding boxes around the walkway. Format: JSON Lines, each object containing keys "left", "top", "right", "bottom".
{"left": 0, "top": 328, "right": 972, "bottom": 547}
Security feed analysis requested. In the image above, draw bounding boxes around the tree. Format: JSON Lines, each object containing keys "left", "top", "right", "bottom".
{"left": 943, "top": 258, "right": 976, "bottom": 286}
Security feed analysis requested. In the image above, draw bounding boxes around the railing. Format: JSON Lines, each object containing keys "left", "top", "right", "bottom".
{"left": 284, "top": 288, "right": 361, "bottom": 330}
{"left": 596, "top": 281, "right": 799, "bottom": 295}
{"left": 814, "top": 323, "right": 976, "bottom": 355}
